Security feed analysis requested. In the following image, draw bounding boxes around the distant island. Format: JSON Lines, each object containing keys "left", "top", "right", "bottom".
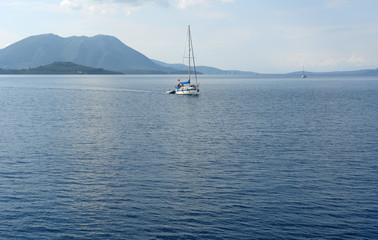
{"left": 0, "top": 62, "right": 122, "bottom": 74}
{"left": 285, "top": 68, "right": 378, "bottom": 77}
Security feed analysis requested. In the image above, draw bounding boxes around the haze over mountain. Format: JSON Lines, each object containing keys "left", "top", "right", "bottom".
{"left": 0, "top": 34, "right": 169, "bottom": 73}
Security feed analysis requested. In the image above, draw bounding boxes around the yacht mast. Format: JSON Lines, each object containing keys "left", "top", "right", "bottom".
{"left": 188, "top": 25, "right": 191, "bottom": 81}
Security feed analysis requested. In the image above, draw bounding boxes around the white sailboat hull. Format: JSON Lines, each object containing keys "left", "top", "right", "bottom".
{"left": 176, "top": 86, "right": 199, "bottom": 95}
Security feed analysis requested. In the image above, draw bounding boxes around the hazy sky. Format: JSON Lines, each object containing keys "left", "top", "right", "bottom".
{"left": 1, "top": 0, "right": 378, "bottom": 73}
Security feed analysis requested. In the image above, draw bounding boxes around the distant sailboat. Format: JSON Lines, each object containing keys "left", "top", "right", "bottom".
{"left": 302, "top": 65, "right": 307, "bottom": 78}
{"left": 175, "top": 25, "right": 199, "bottom": 95}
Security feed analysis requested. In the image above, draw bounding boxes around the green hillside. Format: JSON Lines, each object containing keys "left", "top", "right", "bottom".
{"left": 0, "top": 62, "right": 122, "bottom": 74}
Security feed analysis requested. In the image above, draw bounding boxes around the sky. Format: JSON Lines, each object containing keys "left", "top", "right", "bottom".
{"left": 1, "top": 0, "right": 378, "bottom": 73}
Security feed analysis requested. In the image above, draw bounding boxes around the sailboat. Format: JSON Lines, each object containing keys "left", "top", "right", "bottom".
{"left": 302, "top": 65, "right": 307, "bottom": 78}
{"left": 175, "top": 25, "right": 199, "bottom": 95}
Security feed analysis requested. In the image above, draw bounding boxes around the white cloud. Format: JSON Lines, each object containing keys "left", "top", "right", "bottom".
{"left": 59, "top": 0, "right": 168, "bottom": 15}
{"left": 177, "top": 0, "right": 208, "bottom": 9}
{"left": 59, "top": 0, "right": 233, "bottom": 14}
{"left": 93, "top": 0, "right": 170, "bottom": 8}
{"left": 60, "top": 0, "right": 82, "bottom": 10}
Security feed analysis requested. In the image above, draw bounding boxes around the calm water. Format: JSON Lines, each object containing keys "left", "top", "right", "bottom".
{"left": 0, "top": 75, "right": 377, "bottom": 239}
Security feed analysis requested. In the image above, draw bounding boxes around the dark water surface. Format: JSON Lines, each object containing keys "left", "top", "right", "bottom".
{"left": 1, "top": 75, "right": 377, "bottom": 239}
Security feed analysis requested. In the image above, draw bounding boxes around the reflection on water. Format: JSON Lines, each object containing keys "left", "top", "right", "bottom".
{"left": 1, "top": 75, "right": 377, "bottom": 239}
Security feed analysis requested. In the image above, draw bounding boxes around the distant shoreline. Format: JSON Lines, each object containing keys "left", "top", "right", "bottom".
{"left": 1, "top": 61, "right": 377, "bottom": 76}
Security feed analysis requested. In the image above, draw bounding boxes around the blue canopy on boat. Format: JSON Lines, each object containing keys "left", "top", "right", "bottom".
{"left": 180, "top": 79, "right": 190, "bottom": 84}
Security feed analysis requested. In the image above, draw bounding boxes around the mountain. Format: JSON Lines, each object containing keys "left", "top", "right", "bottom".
{"left": 0, "top": 33, "right": 257, "bottom": 74}
{"left": 2, "top": 34, "right": 376, "bottom": 76}
{"left": 0, "top": 34, "right": 168, "bottom": 73}
{"left": 152, "top": 59, "right": 257, "bottom": 75}
{"left": 0, "top": 62, "right": 122, "bottom": 74}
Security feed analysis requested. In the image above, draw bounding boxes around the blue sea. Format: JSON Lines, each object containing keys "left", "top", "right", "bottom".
{"left": 0, "top": 75, "right": 377, "bottom": 239}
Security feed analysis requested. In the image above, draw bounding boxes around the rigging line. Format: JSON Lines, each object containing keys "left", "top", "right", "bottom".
{"left": 189, "top": 26, "right": 198, "bottom": 85}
